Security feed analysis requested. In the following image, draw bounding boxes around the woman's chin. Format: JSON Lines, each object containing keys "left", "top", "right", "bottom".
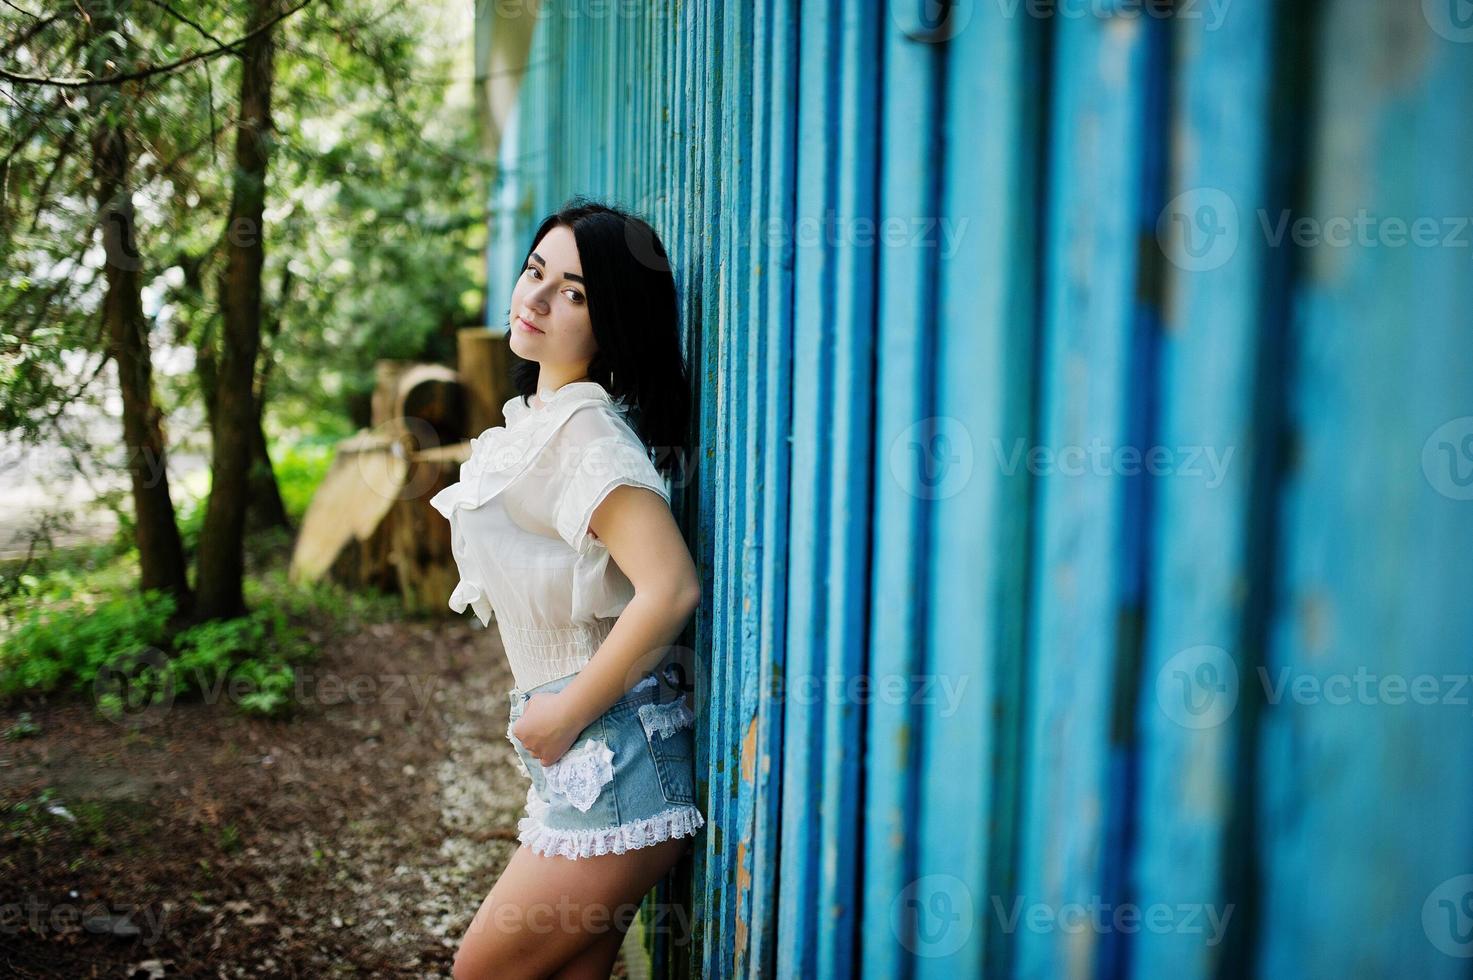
{"left": 508, "top": 332, "right": 540, "bottom": 358}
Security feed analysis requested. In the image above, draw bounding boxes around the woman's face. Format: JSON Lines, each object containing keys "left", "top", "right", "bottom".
{"left": 507, "top": 224, "right": 596, "bottom": 369}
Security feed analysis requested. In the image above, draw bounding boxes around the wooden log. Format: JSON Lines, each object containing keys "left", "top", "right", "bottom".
{"left": 394, "top": 363, "right": 466, "bottom": 452}
{"left": 457, "top": 327, "right": 515, "bottom": 437}
{"left": 371, "top": 360, "right": 414, "bottom": 428}
{"left": 389, "top": 442, "right": 472, "bottom": 613}
{"left": 288, "top": 431, "right": 407, "bottom": 588}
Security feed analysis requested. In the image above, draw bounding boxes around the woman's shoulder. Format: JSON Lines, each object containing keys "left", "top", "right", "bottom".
{"left": 557, "top": 399, "right": 642, "bottom": 445}
{"left": 499, "top": 392, "right": 530, "bottom": 427}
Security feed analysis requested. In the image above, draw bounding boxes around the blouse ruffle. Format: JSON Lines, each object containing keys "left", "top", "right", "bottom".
{"left": 427, "top": 383, "right": 672, "bottom": 657}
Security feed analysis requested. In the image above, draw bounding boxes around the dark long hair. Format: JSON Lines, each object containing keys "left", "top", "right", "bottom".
{"left": 508, "top": 197, "right": 692, "bottom": 480}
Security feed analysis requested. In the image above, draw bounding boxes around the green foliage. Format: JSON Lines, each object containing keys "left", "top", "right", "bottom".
{"left": 171, "top": 608, "right": 304, "bottom": 718}
{"left": 3, "top": 711, "right": 40, "bottom": 741}
{"left": 1, "top": 2, "right": 463, "bottom": 718}
{"left": 272, "top": 439, "right": 337, "bottom": 523}
{"left": 4, "top": 0, "right": 489, "bottom": 523}
{"left": 0, "top": 548, "right": 402, "bottom": 719}
{"left": 0, "top": 590, "right": 176, "bottom": 696}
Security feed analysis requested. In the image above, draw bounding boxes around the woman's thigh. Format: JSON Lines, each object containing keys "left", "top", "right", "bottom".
{"left": 453, "top": 836, "right": 690, "bottom": 980}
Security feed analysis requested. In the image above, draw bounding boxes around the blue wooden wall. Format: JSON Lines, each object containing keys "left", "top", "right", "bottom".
{"left": 479, "top": 1, "right": 1473, "bottom": 976}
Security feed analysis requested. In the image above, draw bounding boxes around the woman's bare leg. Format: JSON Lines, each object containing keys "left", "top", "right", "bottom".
{"left": 548, "top": 924, "right": 626, "bottom": 980}
{"left": 452, "top": 836, "right": 690, "bottom": 980}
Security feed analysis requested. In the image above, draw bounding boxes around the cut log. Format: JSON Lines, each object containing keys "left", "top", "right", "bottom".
{"left": 288, "top": 431, "right": 406, "bottom": 589}
{"left": 394, "top": 363, "right": 466, "bottom": 452}
{"left": 292, "top": 350, "right": 504, "bottom": 612}
{"left": 457, "top": 327, "right": 515, "bottom": 438}
{"left": 370, "top": 360, "right": 414, "bottom": 428}
{"left": 389, "top": 443, "right": 471, "bottom": 613}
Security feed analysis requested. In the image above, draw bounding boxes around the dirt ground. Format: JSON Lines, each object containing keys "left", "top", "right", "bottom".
{"left": 0, "top": 616, "right": 643, "bottom": 977}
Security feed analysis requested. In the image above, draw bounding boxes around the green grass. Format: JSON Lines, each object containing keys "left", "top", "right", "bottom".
{"left": 0, "top": 436, "right": 405, "bottom": 720}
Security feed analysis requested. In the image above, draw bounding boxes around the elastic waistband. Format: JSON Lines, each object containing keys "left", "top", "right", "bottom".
{"left": 498, "top": 619, "right": 618, "bottom": 691}
{"left": 509, "top": 670, "right": 661, "bottom": 710}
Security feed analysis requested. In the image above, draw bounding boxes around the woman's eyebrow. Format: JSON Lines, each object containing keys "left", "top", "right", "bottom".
{"left": 529, "top": 251, "right": 586, "bottom": 284}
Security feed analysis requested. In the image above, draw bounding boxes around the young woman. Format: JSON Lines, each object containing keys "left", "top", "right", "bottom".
{"left": 432, "top": 200, "right": 704, "bottom": 979}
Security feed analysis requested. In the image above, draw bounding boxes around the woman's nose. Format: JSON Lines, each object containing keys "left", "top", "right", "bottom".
{"left": 526, "top": 281, "right": 554, "bottom": 310}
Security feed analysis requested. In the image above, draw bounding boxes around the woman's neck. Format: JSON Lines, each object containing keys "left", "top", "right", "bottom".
{"left": 533, "top": 369, "right": 592, "bottom": 408}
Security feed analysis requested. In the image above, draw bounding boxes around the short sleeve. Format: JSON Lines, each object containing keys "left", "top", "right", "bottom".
{"left": 552, "top": 432, "right": 671, "bottom": 555}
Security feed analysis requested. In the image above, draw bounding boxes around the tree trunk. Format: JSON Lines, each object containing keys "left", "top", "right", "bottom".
{"left": 195, "top": 278, "right": 289, "bottom": 537}
{"left": 246, "top": 392, "right": 291, "bottom": 533}
{"left": 87, "top": 23, "right": 193, "bottom": 618}
{"left": 246, "top": 264, "right": 292, "bottom": 533}
{"left": 195, "top": 0, "right": 278, "bottom": 620}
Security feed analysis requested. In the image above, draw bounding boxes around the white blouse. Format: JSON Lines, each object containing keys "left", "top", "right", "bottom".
{"left": 429, "top": 381, "right": 673, "bottom": 690}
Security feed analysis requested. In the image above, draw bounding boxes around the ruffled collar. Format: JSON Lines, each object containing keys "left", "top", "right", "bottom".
{"left": 504, "top": 381, "right": 630, "bottom": 429}
{"left": 432, "top": 381, "right": 631, "bottom": 522}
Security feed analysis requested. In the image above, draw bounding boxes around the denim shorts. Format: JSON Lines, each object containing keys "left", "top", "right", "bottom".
{"left": 507, "top": 671, "right": 705, "bottom": 860}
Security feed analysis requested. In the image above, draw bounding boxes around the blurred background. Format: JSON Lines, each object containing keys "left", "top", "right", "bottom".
{"left": 4, "top": 1, "right": 1473, "bottom": 979}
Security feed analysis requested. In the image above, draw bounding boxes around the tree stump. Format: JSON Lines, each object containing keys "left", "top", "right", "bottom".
{"left": 288, "top": 431, "right": 405, "bottom": 590}
{"left": 457, "top": 327, "right": 515, "bottom": 438}
{"left": 389, "top": 443, "right": 471, "bottom": 614}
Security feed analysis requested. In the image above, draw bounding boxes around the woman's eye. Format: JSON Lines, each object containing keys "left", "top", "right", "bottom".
{"left": 563, "top": 289, "right": 584, "bottom": 303}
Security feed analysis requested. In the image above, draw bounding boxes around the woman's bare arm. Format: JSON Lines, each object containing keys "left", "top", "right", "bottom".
{"left": 511, "top": 483, "right": 700, "bottom": 764}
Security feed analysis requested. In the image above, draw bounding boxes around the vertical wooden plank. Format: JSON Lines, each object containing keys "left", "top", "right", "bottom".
{"left": 775, "top": 0, "right": 839, "bottom": 973}
{"left": 862, "top": 1, "right": 942, "bottom": 976}
{"left": 1255, "top": 4, "right": 1473, "bottom": 977}
{"left": 714, "top": 0, "right": 763, "bottom": 974}
{"left": 1129, "top": 1, "right": 1283, "bottom": 977}
{"left": 705, "top": 0, "right": 754, "bottom": 971}
{"left": 1013, "top": 10, "right": 1161, "bottom": 980}
{"left": 687, "top": 0, "right": 727, "bottom": 971}
{"left": 744, "top": 0, "right": 799, "bottom": 974}
{"left": 813, "top": 1, "right": 881, "bottom": 974}
{"left": 871, "top": 2, "right": 1048, "bottom": 977}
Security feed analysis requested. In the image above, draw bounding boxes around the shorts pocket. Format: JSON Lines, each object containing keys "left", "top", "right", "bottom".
{"left": 637, "top": 699, "right": 696, "bottom": 806}
{"left": 506, "top": 716, "right": 533, "bottom": 779}
{"left": 507, "top": 699, "right": 537, "bottom": 782}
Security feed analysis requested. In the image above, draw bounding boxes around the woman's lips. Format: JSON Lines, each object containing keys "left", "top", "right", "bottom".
{"left": 515, "top": 316, "right": 544, "bottom": 334}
